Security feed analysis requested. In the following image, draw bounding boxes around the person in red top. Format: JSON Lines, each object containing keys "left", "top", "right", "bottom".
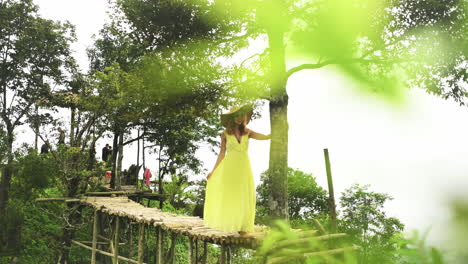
{"left": 144, "top": 168, "right": 152, "bottom": 187}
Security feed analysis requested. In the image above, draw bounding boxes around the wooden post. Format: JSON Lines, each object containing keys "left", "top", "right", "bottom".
{"left": 227, "top": 246, "right": 231, "bottom": 264}
{"left": 141, "top": 128, "right": 146, "bottom": 191}
{"left": 188, "top": 237, "right": 193, "bottom": 264}
{"left": 129, "top": 221, "right": 134, "bottom": 258}
{"left": 202, "top": 242, "right": 207, "bottom": 264}
{"left": 113, "top": 217, "right": 120, "bottom": 264}
{"left": 91, "top": 210, "right": 100, "bottom": 264}
{"left": 195, "top": 239, "right": 198, "bottom": 264}
{"left": 220, "top": 244, "right": 226, "bottom": 264}
{"left": 324, "top": 148, "right": 337, "bottom": 233}
{"left": 136, "top": 129, "right": 140, "bottom": 190}
{"left": 156, "top": 227, "right": 163, "bottom": 264}
{"left": 168, "top": 232, "right": 177, "bottom": 264}
{"left": 138, "top": 223, "right": 145, "bottom": 264}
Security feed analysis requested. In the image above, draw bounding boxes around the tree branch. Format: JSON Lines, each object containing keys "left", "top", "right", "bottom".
{"left": 123, "top": 131, "right": 147, "bottom": 146}
{"left": 212, "top": 31, "right": 254, "bottom": 46}
{"left": 239, "top": 49, "right": 269, "bottom": 69}
{"left": 13, "top": 101, "right": 34, "bottom": 127}
{"left": 285, "top": 58, "right": 411, "bottom": 79}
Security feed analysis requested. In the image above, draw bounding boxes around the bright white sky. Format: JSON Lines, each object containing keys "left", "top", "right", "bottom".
{"left": 31, "top": 0, "right": 468, "bottom": 247}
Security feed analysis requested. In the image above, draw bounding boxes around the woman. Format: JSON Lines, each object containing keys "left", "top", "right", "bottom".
{"left": 203, "top": 105, "right": 271, "bottom": 238}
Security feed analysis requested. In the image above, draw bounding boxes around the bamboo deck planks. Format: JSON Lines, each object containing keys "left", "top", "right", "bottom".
{"left": 79, "top": 196, "right": 269, "bottom": 249}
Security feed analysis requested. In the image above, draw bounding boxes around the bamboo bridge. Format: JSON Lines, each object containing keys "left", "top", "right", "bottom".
{"left": 36, "top": 194, "right": 357, "bottom": 264}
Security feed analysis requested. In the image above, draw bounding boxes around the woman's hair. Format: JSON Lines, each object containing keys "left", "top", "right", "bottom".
{"left": 224, "top": 113, "right": 247, "bottom": 135}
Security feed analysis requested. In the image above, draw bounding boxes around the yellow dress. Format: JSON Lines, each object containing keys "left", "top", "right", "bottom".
{"left": 203, "top": 131, "right": 256, "bottom": 232}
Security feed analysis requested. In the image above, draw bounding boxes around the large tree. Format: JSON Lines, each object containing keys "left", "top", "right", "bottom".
{"left": 0, "top": 0, "right": 75, "bottom": 213}
{"left": 204, "top": 0, "right": 467, "bottom": 222}
{"left": 88, "top": 1, "right": 235, "bottom": 191}
{"left": 103, "top": 0, "right": 467, "bottom": 223}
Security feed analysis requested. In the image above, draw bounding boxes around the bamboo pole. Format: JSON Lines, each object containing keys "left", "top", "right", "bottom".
{"left": 156, "top": 227, "right": 163, "bottom": 264}
{"left": 129, "top": 221, "right": 134, "bottom": 259}
{"left": 138, "top": 223, "right": 145, "bottom": 264}
{"left": 85, "top": 191, "right": 149, "bottom": 196}
{"left": 91, "top": 210, "right": 100, "bottom": 264}
{"left": 99, "top": 234, "right": 111, "bottom": 241}
{"left": 202, "top": 242, "right": 207, "bottom": 264}
{"left": 195, "top": 239, "right": 199, "bottom": 264}
{"left": 188, "top": 237, "right": 193, "bottom": 264}
{"left": 77, "top": 241, "right": 114, "bottom": 245}
{"left": 323, "top": 148, "right": 337, "bottom": 233}
{"left": 312, "top": 219, "right": 327, "bottom": 235}
{"left": 264, "top": 233, "right": 348, "bottom": 255}
{"left": 113, "top": 217, "right": 120, "bottom": 264}
{"left": 168, "top": 232, "right": 177, "bottom": 264}
{"left": 220, "top": 244, "right": 226, "bottom": 264}
{"left": 35, "top": 197, "right": 79, "bottom": 202}
{"left": 141, "top": 128, "right": 146, "bottom": 191}
{"left": 227, "top": 246, "right": 231, "bottom": 264}
{"left": 136, "top": 129, "right": 140, "bottom": 189}
{"left": 71, "top": 240, "right": 146, "bottom": 264}
{"left": 266, "top": 245, "right": 361, "bottom": 264}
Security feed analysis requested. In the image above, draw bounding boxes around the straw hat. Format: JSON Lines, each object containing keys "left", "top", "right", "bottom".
{"left": 221, "top": 104, "right": 253, "bottom": 127}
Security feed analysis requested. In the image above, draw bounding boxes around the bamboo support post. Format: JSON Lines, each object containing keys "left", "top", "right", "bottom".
{"left": 220, "top": 244, "right": 226, "bottom": 264}
{"left": 91, "top": 210, "right": 100, "bottom": 264}
{"left": 138, "top": 223, "right": 145, "bottom": 264}
{"left": 188, "top": 237, "right": 193, "bottom": 264}
{"left": 168, "top": 232, "right": 177, "bottom": 264}
{"left": 129, "top": 222, "right": 134, "bottom": 258}
{"left": 202, "top": 242, "right": 207, "bottom": 264}
{"left": 227, "top": 246, "right": 231, "bottom": 264}
{"left": 312, "top": 219, "right": 327, "bottom": 235}
{"left": 113, "top": 217, "right": 120, "bottom": 264}
{"left": 324, "top": 148, "right": 337, "bottom": 233}
{"left": 195, "top": 239, "right": 199, "bottom": 264}
{"left": 156, "top": 227, "right": 163, "bottom": 264}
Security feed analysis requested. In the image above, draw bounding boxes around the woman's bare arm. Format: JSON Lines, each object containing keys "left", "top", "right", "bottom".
{"left": 247, "top": 129, "right": 271, "bottom": 140}
{"left": 207, "top": 133, "right": 227, "bottom": 179}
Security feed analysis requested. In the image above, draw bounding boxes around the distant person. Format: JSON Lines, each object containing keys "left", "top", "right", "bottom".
{"left": 40, "top": 143, "right": 49, "bottom": 154}
{"left": 102, "top": 144, "right": 110, "bottom": 162}
{"left": 58, "top": 128, "right": 65, "bottom": 145}
{"left": 88, "top": 143, "right": 96, "bottom": 169}
{"left": 107, "top": 145, "right": 112, "bottom": 159}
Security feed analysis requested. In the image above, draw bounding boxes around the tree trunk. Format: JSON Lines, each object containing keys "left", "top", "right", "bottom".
{"left": 116, "top": 130, "right": 124, "bottom": 190}
{"left": 266, "top": 25, "right": 289, "bottom": 222}
{"left": 110, "top": 130, "right": 119, "bottom": 189}
{"left": 70, "top": 107, "right": 76, "bottom": 147}
{"left": 59, "top": 155, "right": 84, "bottom": 264}
{"left": 158, "top": 172, "right": 164, "bottom": 209}
{"left": 34, "top": 105, "right": 39, "bottom": 151}
{"left": 137, "top": 129, "right": 140, "bottom": 168}
{"left": 58, "top": 204, "right": 81, "bottom": 264}
{"left": 0, "top": 127, "right": 14, "bottom": 214}
{"left": 158, "top": 147, "right": 164, "bottom": 209}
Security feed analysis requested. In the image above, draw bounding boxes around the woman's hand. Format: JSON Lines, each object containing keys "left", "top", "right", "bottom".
{"left": 206, "top": 171, "right": 213, "bottom": 180}
{"left": 248, "top": 129, "right": 271, "bottom": 140}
